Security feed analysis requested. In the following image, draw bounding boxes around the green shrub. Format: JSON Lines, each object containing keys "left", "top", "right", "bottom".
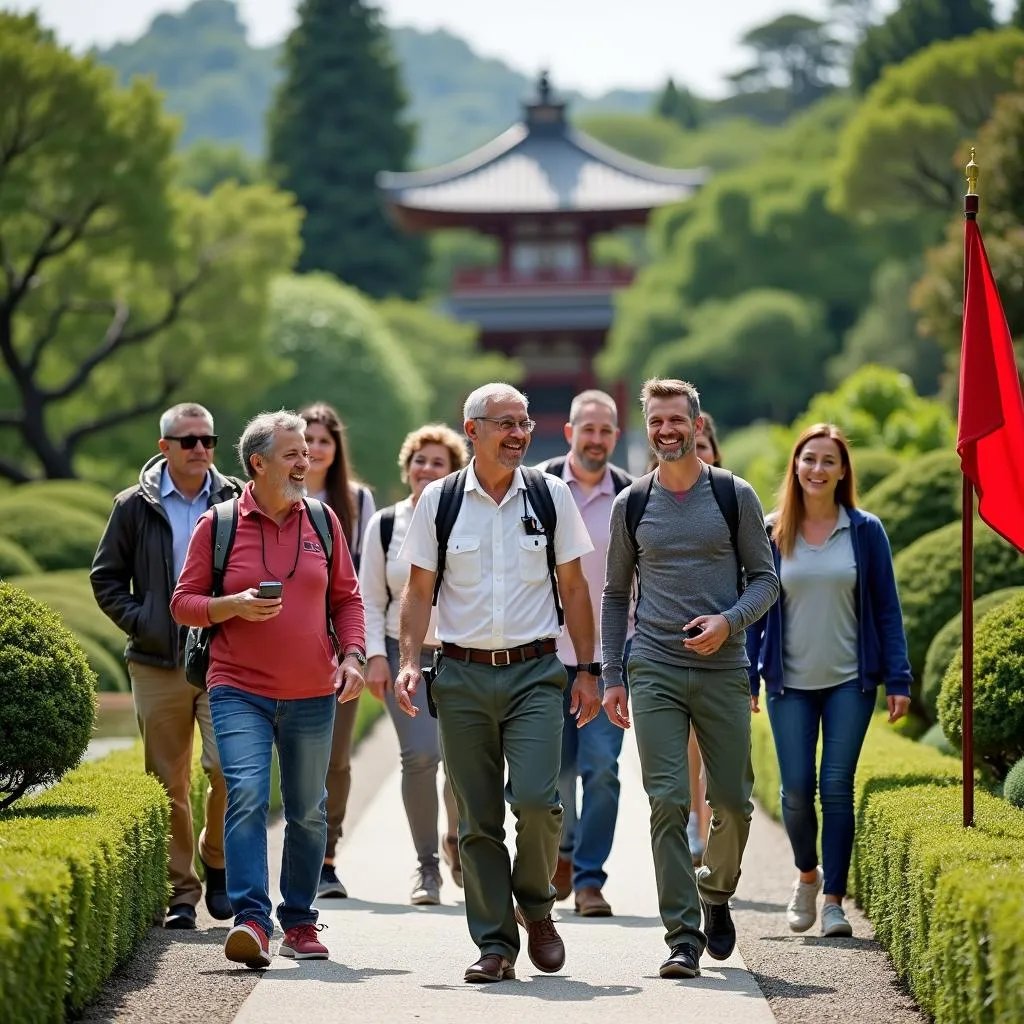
{"left": 860, "top": 449, "right": 961, "bottom": 555}
{"left": 0, "top": 498, "right": 107, "bottom": 571}
{"left": 11, "top": 479, "right": 115, "bottom": 521}
{"left": 939, "top": 593, "right": 1024, "bottom": 778}
{"left": 894, "top": 519, "right": 1024, "bottom": 681}
{"left": 920, "top": 721, "right": 957, "bottom": 756}
{"left": 0, "top": 583, "right": 97, "bottom": 810}
{"left": 0, "top": 748, "right": 169, "bottom": 1016}
{"left": 0, "top": 535, "right": 41, "bottom": 577}
{"left": 1004, "top": 757, "right": 1024, "bottom": 809}
{"left": 74, "top": 634, "right": 129, "bottom": 692}
{"left": 851, "top": 448, "right": 903, "bottom": 496}
{"left": 921, "top": 587, "right": 1023, "bottom": 723}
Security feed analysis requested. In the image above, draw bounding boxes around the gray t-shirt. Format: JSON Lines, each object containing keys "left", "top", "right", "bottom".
{"left": 780, "top": 506, "right": 859, "bottom": 690}
{"left": 601, "top": 466, "right": 780, "bottom": 687}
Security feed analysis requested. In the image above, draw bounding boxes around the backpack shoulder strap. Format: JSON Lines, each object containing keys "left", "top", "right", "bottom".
{"left": 608, "top": 465, "right": 633, "bottom": 494}
{"left": 539, "top": 456, "right": 565, "bottom": 479}
{"left": 379, "top": 506, "right": 396, "bottom": 610}
{"left": 210, "top": 499, "right": 239, "bottom": 597}
{"left": 302, "top": 498, "right": 340, "bottom": 654}
{"left": 521, "top": 467, "right": 562, "bottom": 626}
{"left": 432, "top": 468, "right": 468, "bottom": 607}
{"left": 707, "top": 466, "right": 742, "bottom": 593}
{"left": 624, "top": 472, "right": 656, "bottom": 554}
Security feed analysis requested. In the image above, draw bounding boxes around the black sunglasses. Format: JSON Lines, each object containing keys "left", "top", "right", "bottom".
{"left": 164, "top": 434, "right": 218, "bottom": 450}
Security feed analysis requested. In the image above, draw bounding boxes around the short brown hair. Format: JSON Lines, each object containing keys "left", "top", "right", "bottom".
{"left": 773, "top": 423, "right": 858, "bottom": 557}
{"left": 397, "top": 423, "right": 469, "bottom": 483}
{"left": 640, "top": 378, "right": 700, "bottom": 421}
{"left": 698, "top": 411, "right": 721, "bottom": 466}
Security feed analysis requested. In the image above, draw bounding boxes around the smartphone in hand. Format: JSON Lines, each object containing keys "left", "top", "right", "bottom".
{"left": 257, "top": 581, "right": 283, "bottom": 599}
{"left": 683, "top": 625, "right": 703, "bottom": 640}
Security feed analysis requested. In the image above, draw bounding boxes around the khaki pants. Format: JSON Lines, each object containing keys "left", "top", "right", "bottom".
{"left": 129, "top": 661, "right": 226, "bottom": 907}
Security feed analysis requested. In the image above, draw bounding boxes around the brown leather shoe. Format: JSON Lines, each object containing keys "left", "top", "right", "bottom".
{"left": 551, "top": 855, "right": 573, "bottom": 901}
{"left": 464, "top": 953, "right": 515, "bottom": 983}
{"left": 515, "top": 907, "right": 566, "bottom": 973}
{"left": 574, "top": 886, "right": 612, "bottom": 917}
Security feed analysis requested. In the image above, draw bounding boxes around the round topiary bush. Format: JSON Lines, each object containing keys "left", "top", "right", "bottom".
{"left": 851, "top": 448, "right": 903, "bottom": 496}
{"left": 13, "top": 479, "right": 114, "bottom": 521}
{"left": 894, "top": 519, "right": 1024, "bottom": 682}
{"left": 0, "top": 582, "right": 97, "bottom": 809}
{"left": 921, "top": 587, "right": 1024, "bottom": 723}
{"left": 860, "top": 449, "right": 961, "bottom": 556}
{"left": 1004, "top": 757, "right": 1024, "bottom": 809}
{"left": 0, "top": 498, "right": 107, "bottom": 571}
{"left": 919, "top": 721, "right": 957, "bottom": 757}
{"left": 0, "top": 535, "right": 41, "bottom": 577}
{"left": 938, "top": 592, "right": 1024, "bottom": 778}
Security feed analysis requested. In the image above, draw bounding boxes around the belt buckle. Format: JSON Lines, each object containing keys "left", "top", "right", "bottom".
{"left": 490, "top": 649, "right": 511, "bottom": 667}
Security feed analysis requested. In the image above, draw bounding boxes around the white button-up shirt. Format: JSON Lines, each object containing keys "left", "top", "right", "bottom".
{"left": 398, "top": 461, "right": 594, "bottom": 650}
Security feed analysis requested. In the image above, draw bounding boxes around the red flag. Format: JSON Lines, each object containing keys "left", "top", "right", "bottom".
{"left": 958, "top": 219, "right": 1024, "bottom": 555}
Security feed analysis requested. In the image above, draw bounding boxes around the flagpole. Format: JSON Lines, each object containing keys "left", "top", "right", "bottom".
{"left": 962, "top": 149, "right": 978, "bottom": 829}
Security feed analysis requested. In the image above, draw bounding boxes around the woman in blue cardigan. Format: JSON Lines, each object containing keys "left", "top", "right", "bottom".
{"left": 746, "top": 424, "right": 911, "bottom": 939}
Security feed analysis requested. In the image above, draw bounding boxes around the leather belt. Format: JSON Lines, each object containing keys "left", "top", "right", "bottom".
{"left": 441, "top": 639, "right": 557, "bottom": 667}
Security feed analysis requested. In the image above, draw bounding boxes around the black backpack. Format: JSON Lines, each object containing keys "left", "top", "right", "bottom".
{"left": 537, "top": 456, "right": 633, "bottom": 497}
{"left": 624, "top": 465, "right": 743, "bottom": 597}
{"left": 184, "top": 497, "right": 338, "bottom": 690}
{"left": 432, "top": 467, "right": 562, "bottom": 625}
{"left": 379, "top": 505, "right": 397, "bottom": 614}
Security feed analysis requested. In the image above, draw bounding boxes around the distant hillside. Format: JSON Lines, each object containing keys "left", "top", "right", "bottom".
{"left": 94, "top": 0, "right": 657, "bottom": 167}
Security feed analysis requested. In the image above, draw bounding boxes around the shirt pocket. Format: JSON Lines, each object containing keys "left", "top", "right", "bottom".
{"left": 447, "top": 536, "right": 482, "bottom": 586}
{"left": 518, "top": 534, "right": 550, "bottom": 584}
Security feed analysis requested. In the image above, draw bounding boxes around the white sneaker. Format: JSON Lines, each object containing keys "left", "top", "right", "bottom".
{"left": 820, "top": 902, "right": 853, "bottom": 937}
{"left": 786, "top": 867, "right": 823, "bottom": 933}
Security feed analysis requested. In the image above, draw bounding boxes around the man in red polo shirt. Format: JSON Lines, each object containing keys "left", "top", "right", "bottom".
{"left": 172, "top": 410, "right": 366, "bottom": 970}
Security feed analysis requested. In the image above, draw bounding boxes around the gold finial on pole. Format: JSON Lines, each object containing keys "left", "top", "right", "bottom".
{"left": 966, "top": 147, "right": 979, "bottom": 196}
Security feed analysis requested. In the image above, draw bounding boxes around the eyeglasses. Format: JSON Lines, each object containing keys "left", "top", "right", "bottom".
{"left": 164, "top": 434, "right": 218, "bottom": 450}
{"left": 475, "top": 417, "right": 536, "bottom": 434}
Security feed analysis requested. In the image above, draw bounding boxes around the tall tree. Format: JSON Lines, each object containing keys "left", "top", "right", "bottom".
{"left": 653, "top": 78, "right": 703, "bottom": 130}
{"left": 852, "top": 0, "right": 995, "bottom": 93}
{"left": 267, "top": 0, "right": 427, "bottom": 299}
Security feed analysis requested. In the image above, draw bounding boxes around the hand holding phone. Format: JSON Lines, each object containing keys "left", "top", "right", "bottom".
{"left": 257, "top": 581, "right": 283, "bottom": 599}
{"left": 683, "top": 625, "right": 703, "bottom": 640}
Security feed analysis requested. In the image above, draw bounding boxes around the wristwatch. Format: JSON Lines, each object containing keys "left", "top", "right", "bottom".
{"left": 576, "top": 662, "right": 602, "bottom": 676}
{"left": 344, "top": 648, "right": 367, "bottom": 667}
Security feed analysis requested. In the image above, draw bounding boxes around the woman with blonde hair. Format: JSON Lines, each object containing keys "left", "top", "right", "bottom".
{"left": 746, "top": 424, "right": 911, "bottom": 938}
{"left": 358, "top": 424, "right": 468, "bottom": 905}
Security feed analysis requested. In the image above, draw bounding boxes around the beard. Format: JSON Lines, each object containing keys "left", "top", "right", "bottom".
{"left": 651, "top": 433, "right": 695, "bottom": 463}
{"left": 283, "top": 478, "right": 306, "bottom": 502}
{"left": 575, "top": 447, "right": 609, "bottom": 473}
{"left": 497, "top": 440, "right": 527, "bottom": 469}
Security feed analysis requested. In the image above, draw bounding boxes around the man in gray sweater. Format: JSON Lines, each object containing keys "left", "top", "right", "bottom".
{"left": 601, "top": 378, "right": 778, "bottom": 980}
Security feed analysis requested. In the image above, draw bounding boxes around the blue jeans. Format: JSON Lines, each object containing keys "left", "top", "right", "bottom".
{"left": 209, "top": 685, "right": 336, "bottom": 937}
{"left": 766, "top": 679, "right": 875, "bottom": 897}
{"left": 557, "top": 642, "right": 629, "bottom": 891}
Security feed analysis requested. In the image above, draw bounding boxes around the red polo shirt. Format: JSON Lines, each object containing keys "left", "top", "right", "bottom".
{"left": 171, "top": 483, "right": 365, "bottom": 700}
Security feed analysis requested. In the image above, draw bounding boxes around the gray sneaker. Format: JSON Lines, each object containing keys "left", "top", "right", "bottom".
{"left": 411, "top": 863, "right": 442, "bottom": 906}
{"left": 786, "top": 867, "right": 823, "bottom": 933}
{"left": 820, "top": 902, "right": 853, "bottom": 937}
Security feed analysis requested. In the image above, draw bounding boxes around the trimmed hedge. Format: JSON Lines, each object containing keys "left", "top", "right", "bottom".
{"left": 1005, "top": 758, "right": 1024, "bottom": 809}
{"left": 0, "top": 535, "right": 41, "bottom": 577}
{"left": 851, "top": 448, "right": 904, "bottom": 498}
{"left": 0, "top": 748, "right": 169, "bottom": 1018}
{"left": 751, "top": 710, "right": 1024, "bottom": 1023}
{"left": 893, "top": 519, "right": 1024, "bottom": 681}
{"left": 0, "top": 498, "right": 107, "bottom": 571}
{"left": 860, "top": 449, "right": 961, "bottom": 556}
{"left": 13, "top": 479, "right": 115, "bottom": 521}
{"left": 921, "top": 586, "right": 1023, "bottom": 723}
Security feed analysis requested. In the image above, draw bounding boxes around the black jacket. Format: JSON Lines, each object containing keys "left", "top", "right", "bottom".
{"left": 90, "top": 455, "right": 243, "bottom": 668}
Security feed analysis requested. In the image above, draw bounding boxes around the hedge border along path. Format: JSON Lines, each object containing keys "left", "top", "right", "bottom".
{"left": 0, "top": 747, "right": 169, "bottom": 1022}
{"left": 751, "top": 709, "right": 1024, "bottom": 1024}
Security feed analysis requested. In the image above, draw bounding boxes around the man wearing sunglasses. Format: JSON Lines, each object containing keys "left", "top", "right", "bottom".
{"left": 91, "top": 402, "right": 243, "bottom": 931}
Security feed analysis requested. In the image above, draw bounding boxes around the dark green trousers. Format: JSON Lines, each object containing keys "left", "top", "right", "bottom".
{"left": 628, "top": 657, "right": 754, "bottom": 952}
{"left": 433, "top": 652, "right": 566, "bottom": 963}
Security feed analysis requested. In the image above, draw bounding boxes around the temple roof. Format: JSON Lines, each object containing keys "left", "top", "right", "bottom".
{"left": 378, "top": 72, "right": 706, "bottom": 229}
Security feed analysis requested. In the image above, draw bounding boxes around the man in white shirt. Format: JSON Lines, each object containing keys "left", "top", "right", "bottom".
{"left": 395, "top": 383, "right": 600, "bottom": 985}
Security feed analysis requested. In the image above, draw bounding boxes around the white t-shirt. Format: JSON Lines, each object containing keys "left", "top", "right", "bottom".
{"left": 398, "top": 461, "right": 593, "bottom": 650}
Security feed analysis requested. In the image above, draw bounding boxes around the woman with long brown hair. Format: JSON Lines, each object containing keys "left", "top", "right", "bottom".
{"left": 746, "top": 423, "right": 911, "bottom": 938}
{"left": 298, "top": 402, "right": 376, "bottom": 899}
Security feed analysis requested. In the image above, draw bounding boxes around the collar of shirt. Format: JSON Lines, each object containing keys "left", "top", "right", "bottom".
{"left": 465, "top": 459, "right": 525, "bottom": 507}
{"left": 237, "top": 480, "right": 304, "bottom": 521}
{"left": 561, "top": 456, "right": 615, "bottom": 500}
{"left": 160, "top": 464, "right": 211, "bottom": 503}
{"left": 832, "top": 505, "right": 851, "bottom": 536}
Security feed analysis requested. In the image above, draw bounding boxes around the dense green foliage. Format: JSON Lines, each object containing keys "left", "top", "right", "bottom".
{"left": 0, "top": 537, "right": 40, "bottom": 578}
{"left": 939, "top": 593, "right": 1024, "bottom": 776}
{"left": 9, "top": 480, "right": 116, "bottom": 521}
{"left": 860, "top": 448, "right": 961, "bottom": 553}
{"left": 922, "top": 587, "right": 1023, "bottom": 721}
{"left": 850, "top": 448, "right": 904, "bottom": 494}
{"left": 1005, "top": 757, "right": 1024, "bottom": 808}
{"left": 0, "top": 583, "right": 97, "bottom": 809}
{"left": 0, "top": 500, "right": 106, "bottom": 571}
{"left": 0, "top": 748, "right": 169, "bottom": 1016}
{"left": 266, "top": 0, "right": 428, "bottom": 298}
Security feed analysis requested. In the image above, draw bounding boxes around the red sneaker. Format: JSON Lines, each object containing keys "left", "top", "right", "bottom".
{"left": 224, "top": 920, "right": 271, "bottom": 969}
{"left": 280, "top": 923, "right": 329, "bottom": 960}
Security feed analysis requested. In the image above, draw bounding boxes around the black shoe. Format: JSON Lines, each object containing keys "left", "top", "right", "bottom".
{"left": 317, "top": 863, "right": 348, "bottom": 898}
{"left": 701, "top": 896, "right": 736, "bottom": 960}
{"left": 164, "top": 904, "right": 197, "bottom": 930}
{"left": 201, "top": 858, "right": 232, "bottom": 920}
{"left": 660, "top": 942, "right": 701, "bottom": 979}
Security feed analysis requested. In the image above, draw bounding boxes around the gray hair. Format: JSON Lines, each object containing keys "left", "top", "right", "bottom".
{"left": 237, "top": 410, "right": 307, "bottom": 479}
{"left": 569, "top": 389, "right": 618, "bottom": 425}
{"left": 463, "top": 383, "right": 529, "bottom": 423}
{"left": 160, "top": 402, "right": 213, "bottom": 437}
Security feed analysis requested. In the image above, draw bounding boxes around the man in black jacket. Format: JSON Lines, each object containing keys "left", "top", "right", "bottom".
{"left": 91, "top": 402, "right": 242, "bottom": 930}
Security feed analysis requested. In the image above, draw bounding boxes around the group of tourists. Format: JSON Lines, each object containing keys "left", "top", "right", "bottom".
{"left": 89, "top": 375, "right": 912, "bottom": 980}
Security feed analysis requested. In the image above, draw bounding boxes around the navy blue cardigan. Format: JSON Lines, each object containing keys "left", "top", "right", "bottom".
{"left": 745, "top": 506, "right": 912, "bottom": 699}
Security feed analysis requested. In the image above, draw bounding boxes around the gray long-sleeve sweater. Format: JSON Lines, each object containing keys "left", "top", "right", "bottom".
{"left": 601, "top": 466, "right": 780, "bottom": 688}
